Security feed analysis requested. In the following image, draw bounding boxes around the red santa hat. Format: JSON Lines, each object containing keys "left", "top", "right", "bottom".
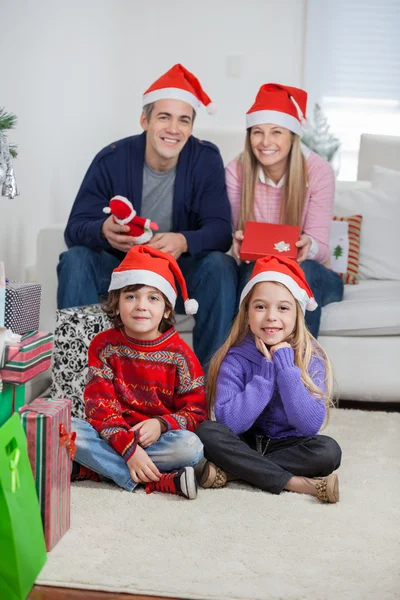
{"left": 143, "top": 63, "right": 216, "bottom": 115}
{"left": 246, "top": 83, "right": 308, "bottom": 135}
{"left": 103, "top": 196, "right": 136, "bottom": 225}
{"left": 108, "top": 245, "right": 199, "bottom": 315}
{"left": 239, "top": 255, "right": 317, "bottom": 313}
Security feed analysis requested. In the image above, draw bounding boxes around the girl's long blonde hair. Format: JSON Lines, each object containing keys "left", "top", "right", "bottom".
{"left": 237, "top": 131, "right": 308, "bottom": 231}
{"left": 206, "top": 283, "right": 334, "bottom": 427}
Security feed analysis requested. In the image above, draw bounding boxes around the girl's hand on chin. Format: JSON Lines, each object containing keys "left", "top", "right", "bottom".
{"left": 270, "top": 342, "right": 291, "bottom": 355}
{"left": 255, "top": 336, "right": 272, "bottom": 360}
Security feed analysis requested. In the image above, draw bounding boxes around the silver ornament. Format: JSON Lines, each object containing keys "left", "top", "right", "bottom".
{"left": 2, "top": 161, "right": 19, "bottom": 199}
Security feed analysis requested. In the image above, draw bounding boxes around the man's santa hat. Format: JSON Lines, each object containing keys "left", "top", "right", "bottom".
{"left": 103, "top": 196, "right": 136, "bottom": 225}
{"left": 246, "top": 83, "right": 308, "bottom": 135}
{"left": 239, "top": 255, "right": 317, "bottom": 314}
{"left": 109, "top": 245, "right": 199, "bottom": 315}
{"left": 143, "top": 63, "right": 216, "bottom": 115}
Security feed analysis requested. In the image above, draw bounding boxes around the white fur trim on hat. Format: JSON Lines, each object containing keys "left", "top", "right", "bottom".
{"left": 184, "top": 298, "right": 199, "bottom": 315}
{"left": 239, "top": 271, "right": 317, "bottom": 313}
{"left": 246, "top": 110, "right": 302, "bottom": 135}
{"left": 133, "top": 230, "right": 153, "bottom": 244}
{"left": 143, "top": 88, "right": 201, "bottom": 112}
{"left": 108, "top": 269, "right": 177, "bottom": 306}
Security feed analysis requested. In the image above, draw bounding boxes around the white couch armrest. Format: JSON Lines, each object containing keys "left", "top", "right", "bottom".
{"left": 36, "top": 224, "right": 67, "bottom": 333}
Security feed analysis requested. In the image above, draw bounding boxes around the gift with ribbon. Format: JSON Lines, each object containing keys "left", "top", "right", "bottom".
{"left": 19, "top": 397, "right": 73, "bottom": 551}
{"left": 0, "top": 330, "right": 53, "bottom": 384}
{"left": 0, "top": 413, "right": 47, "bottom": 600}
{"left": 0, "top": 382, "right": 26, "bottom": 427}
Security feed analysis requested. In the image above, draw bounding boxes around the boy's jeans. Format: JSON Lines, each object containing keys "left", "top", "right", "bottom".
{"left": 72, "top": 417, "right": 204, "bottom": 492}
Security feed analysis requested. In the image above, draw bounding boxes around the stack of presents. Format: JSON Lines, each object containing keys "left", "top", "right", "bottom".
{"left": 0, "top": 263, "right": 78, "bottom": 600}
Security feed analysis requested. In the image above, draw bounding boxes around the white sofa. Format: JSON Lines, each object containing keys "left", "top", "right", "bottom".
{"left": 33, "top": 132, "right": 400, "bottom": 403}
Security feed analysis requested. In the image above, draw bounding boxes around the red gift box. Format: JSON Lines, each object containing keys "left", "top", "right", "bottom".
{"left": 19, "top": 398, "right": 75, "bottom": 551}
{"left": 0, "top": 331, "right": 53, "bottom": 384}
{"left": 240, "top": 222, "right": 300, "bottom": 262}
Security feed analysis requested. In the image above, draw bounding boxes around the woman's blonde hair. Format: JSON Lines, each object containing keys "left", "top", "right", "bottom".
{"left": 237, "top": 130, "right": 308, "bottom": 230}
{"left": 206, "top": 282, "right": 334, "bottom": 427}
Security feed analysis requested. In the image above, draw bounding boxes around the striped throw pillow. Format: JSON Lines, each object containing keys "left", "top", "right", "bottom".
{"left": 331, "top": 215, "right": 363, "bottom": 284}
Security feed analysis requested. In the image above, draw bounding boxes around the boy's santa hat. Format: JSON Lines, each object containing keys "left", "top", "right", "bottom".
{"left": 143, "top": 63, "right": 216, "bottom": 115}
{"left": 108, "top": 245, "right": 199, "bottom": 315}
{"left": 103, "top": 196, "right": 136, "bottom": 225}
{"left": 239, "top": 255, "right": 317, "bottom": 314}
{"left": 246, "top": 83, "right": 308, "bottom": 135}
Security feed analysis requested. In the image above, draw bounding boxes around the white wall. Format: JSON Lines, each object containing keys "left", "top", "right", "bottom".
{"left": 0, "top": 0, "right": 305, "bottom": 280}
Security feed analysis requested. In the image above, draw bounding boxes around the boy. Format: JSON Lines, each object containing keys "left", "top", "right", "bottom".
{"left": 71, "top": 246, "right": 207, "bottom": 499}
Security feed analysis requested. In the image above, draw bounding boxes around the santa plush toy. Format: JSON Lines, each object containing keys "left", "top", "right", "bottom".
{"left": 103, "top": 196, "right": 159, "bottom": 244}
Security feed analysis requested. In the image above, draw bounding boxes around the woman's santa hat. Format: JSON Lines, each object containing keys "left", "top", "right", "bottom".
{"left": 108, "top": 245, "right": 199, "bottom": 315}
{"left": 239, "top": 255, "right": 317, "bottom": 314}
{"left": 143, "top": 63, "right": 216, "bottom": 115}
{"left": 246, "top": 83, "right": 308, "bottom": 135}
{"left": 103, "top": 196, "right": 136, "bottom": 225}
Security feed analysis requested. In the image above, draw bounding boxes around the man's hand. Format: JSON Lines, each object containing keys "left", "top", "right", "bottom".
{"left": 101, "top": 215, "right": 137, "bottom": 253}
{"left": 131, "top": 419, "right": 164, "bottom": 449}
{"left": 126, "top": 445, "right": 161, "bottom": 484}
{"left": 255, "top": 336, "right": 272, "bottom": 360}
{"left": 147, "top": 232, "right": 188, "bottom": 259}
{"left": 295, "top": 234, "right": 312, "bottom": 263}
{"left": 270, "top": 342, "right": 291, "bottom": 355}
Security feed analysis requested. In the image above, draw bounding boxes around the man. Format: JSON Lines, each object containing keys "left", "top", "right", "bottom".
{"left": 57, "top": 64, "right": 237, "bottom": 367}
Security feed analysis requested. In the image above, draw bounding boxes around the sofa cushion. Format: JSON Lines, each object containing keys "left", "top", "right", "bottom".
{"left": 320, "top": 280, "right": 400, "bottom": 336}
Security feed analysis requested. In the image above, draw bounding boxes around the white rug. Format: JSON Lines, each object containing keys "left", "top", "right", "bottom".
{"left": 37, "top": 409, "right": 400, "bottom": 600}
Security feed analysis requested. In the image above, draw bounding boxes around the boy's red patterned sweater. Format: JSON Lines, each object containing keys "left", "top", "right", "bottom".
{"left": 84, "top": 326, "right": 207, "bottom": 462}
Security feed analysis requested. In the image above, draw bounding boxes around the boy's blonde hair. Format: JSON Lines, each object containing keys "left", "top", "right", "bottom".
{"left": 102, "top": 284, "right": 175, "bottom": 333}
{"left": 206, "top": 283, "right": 334, "bottom": 426}
{"left": 237, "top": 131, "right": 308, "bottom": 230}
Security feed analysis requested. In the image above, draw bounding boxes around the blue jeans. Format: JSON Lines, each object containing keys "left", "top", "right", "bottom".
{"left": 57, "top": 246, "right": 238, "bottom": 367}
{"left": 237, "top": 259, "right": 344, "bottom": 338}
{"left": 72, "top": 418, "right": 204, "bottom": 492}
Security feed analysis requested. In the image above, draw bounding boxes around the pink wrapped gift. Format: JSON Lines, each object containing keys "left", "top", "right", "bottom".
{"left": 0, "top": 331, "right": 53, "bottom": 383}
{"left": 19, "top": 397, "right": 75, "bottom": 551}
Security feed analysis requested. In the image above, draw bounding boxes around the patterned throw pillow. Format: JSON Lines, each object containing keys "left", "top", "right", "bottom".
{"left": 330, "top": 215, "right": 363, "bottom": 284}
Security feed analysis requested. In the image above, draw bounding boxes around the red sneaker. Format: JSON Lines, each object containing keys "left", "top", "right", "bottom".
{"left": 71, "top": 462, "right": 101, "bottom": 483}
{"left": 145, "top": 467, "right": 197, "bottom": 500}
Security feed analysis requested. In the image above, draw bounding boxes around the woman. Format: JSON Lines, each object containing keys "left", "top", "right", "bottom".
{"left": 227, "top": 83, "right": 343, "bottom": 337}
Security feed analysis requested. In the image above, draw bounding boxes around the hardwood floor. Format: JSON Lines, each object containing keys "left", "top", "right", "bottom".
{"left": 30, "top": 587, "right": 179, "bottom": 599}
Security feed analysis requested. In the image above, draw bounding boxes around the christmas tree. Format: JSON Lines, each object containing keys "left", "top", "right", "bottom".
{"left": 302, "top": 104, "right": 340, "bottom": 164}
{"left": 0, "top": 107, "right": 19, "bottom": 198}
{"left": 333, "top": 245, "right": 343, "bottom": 260}
{"left": 0, "top": 108, "right": 18, "bottom": 157}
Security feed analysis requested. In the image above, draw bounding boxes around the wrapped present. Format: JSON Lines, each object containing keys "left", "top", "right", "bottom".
{"left": 4, "top": 281, "right": 42, "bottom": 335}
{"left": 0, "top": 331, "right": 53, "bottom": 384}
{"left": 51, "top": 304, "right": 111, "bottom": 419}
{"left": 19, "top": 397, "right": 75, "bottom": 552}
{"left": 0, "top": 261, "right": 5, "bottom": 328}
{"left": 0, "top": 382, "right": 25, "bottom": 427}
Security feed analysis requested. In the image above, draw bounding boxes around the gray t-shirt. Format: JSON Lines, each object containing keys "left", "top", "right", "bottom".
{"left": 141, "top": 162, "right": 176, "bottom": 233}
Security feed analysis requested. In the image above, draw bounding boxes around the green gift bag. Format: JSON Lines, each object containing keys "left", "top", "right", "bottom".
{"left": 0, "top": 414, "right": 47, "bottom": 600}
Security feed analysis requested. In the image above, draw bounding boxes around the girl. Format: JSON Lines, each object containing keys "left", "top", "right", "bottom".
{"left": 227, "top": 82, "right": 344, "bottom": 338}
{"left": 196, "top": 255, "right": 342, "bottom": 503}
{"left": 71, "top": 245, "right": 207, "bottom": 499}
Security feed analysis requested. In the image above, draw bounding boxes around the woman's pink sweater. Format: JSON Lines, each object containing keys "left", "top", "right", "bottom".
{"left": 225, "top": 149, "right": 335, "bottom": 263}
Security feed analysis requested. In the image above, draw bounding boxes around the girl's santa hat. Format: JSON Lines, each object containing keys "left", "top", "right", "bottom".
{"left": 143, "top": 63, "right": 216, "bottom": 115}
{"left": 239, "top": 255, "right": 317, "bottom": 314}
{"left": 108, "top": 245, "right": 199, "bottom": 315}
{"left": 103, "top": 196, "right": 136, "bottom": 225}
{"left": 246, "top": 83, "right": 308, "bottom": 135}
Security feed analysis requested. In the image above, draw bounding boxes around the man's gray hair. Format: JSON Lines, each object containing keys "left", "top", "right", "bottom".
{"left": 142, "top": 102, "right": 196, "bottom": 123}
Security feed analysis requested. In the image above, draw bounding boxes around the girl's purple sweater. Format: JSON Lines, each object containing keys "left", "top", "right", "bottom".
{"left": 214, "top": 335, "right": 327, "bottom": 438}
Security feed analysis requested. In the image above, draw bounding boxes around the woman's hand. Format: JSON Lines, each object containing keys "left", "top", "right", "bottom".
{"left": 232, "top": 230, "right": 246, "bottom": 261}
{"left": 255, "top": 336, "right": 272, "bottom": 360}
{"left": 270, "top": 342, "right": 291, "bottom": 356}
{"left": 295, "top": 234, "right": 312, "bottom": 263}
